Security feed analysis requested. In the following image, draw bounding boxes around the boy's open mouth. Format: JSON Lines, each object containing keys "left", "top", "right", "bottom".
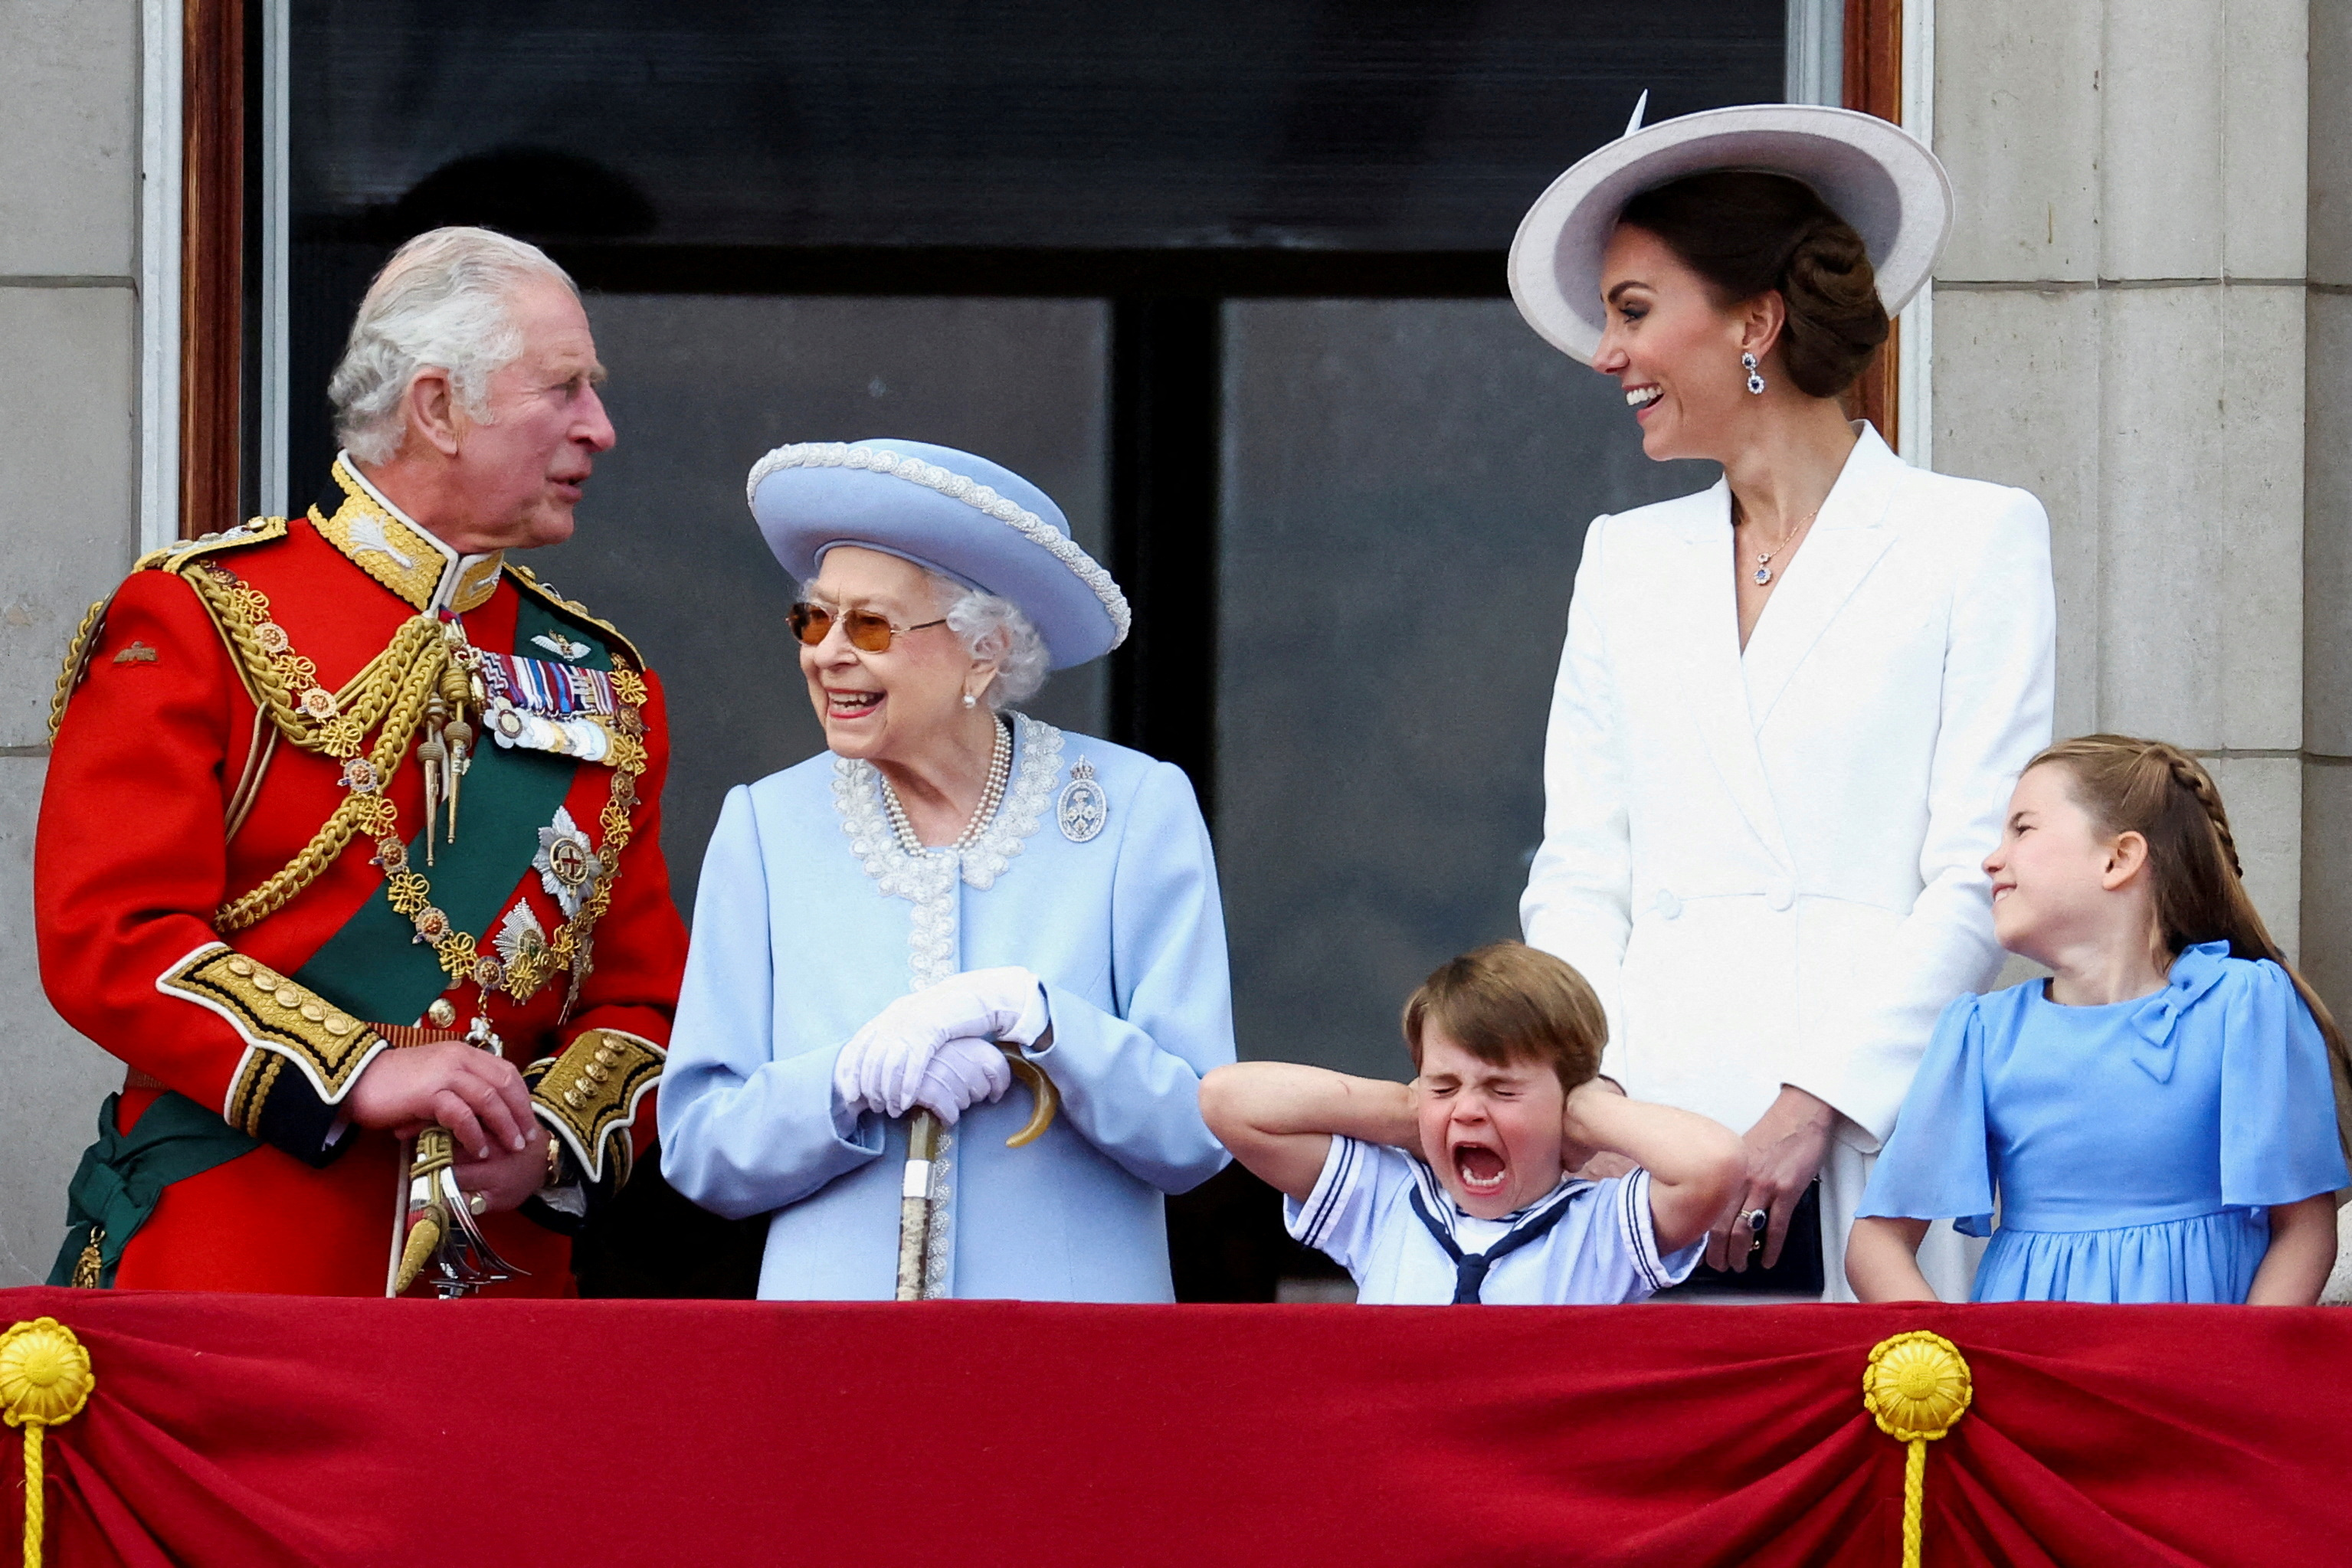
{"left": 1453, "top": 1141, "right": 1508, "bottom": 1196}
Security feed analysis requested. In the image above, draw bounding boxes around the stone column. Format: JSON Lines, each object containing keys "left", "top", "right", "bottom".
{"left": 1931, "top": 0, "right": 2310, "bottom": 958}
{"left": 0, "top": 0, "right": 150, "bottom": 1285}
{"left": 2304, "top": 5, "right": 2352, "bottom": 1020}
{"left": 1934, "top": 0, "right": 2352, "bottom": 1293}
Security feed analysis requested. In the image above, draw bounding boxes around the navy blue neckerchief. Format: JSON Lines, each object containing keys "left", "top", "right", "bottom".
{"left": 1407, "top": 1178, "right": 1587, "bottom": 1304}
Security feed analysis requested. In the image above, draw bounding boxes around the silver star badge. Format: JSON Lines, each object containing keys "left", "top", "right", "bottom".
{"left": 533, "top": 807, "right": 604, "bottom": 919}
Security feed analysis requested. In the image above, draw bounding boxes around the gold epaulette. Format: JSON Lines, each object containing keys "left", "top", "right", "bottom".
{"left": 136, "top": 516, "right": 293, "bottom": 578}
{"left": 47, "top": 517, "right": 292, "bottom": 744}
{"left": 504, "top": 562, "right": 646, "bottom": 670}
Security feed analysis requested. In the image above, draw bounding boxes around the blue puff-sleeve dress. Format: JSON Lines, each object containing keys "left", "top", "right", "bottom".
{"left": 1858, "top": 941, "right": 2347, "bottom": 1303}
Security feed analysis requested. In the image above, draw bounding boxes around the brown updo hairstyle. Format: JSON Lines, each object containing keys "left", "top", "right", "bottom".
{"left": 1616, "top": 170, "right": 1889, "bottom": 399}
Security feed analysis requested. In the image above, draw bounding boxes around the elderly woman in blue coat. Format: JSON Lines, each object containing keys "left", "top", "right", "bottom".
{"left": 660, "top": 440, "right": 1233, "bottom": 1300}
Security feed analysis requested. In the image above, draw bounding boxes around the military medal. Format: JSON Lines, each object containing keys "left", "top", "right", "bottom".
{"left": 535, "top": 807, "right": 604, "bottom": 920}
{"left": 479, "top": 649, "right": 622, "bottom": 762}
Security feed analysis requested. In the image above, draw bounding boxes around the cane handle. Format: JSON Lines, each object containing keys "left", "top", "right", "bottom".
{"left": 1003, "top": 1052, "right": 1059, "bottom": 1148}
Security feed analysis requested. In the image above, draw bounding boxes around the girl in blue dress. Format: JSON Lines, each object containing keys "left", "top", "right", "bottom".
{"left": 1848, "top": 735, "right": 2350, "bottom": 1304}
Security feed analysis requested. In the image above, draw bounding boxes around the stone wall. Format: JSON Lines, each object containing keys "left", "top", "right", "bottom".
{"left": 0, "top": 0, "right": 150, "bottom": 1285}
{"left": 1932, "top": 1, "right": 2312, "bottom": 958}
{"left": 1932, "top": 0, "right": 2352, "bottom": 1291}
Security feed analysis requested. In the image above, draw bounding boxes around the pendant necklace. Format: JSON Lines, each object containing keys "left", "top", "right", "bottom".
{"left": 880, "top": 717, "right": 1013, "bottom": 854}
{"left": 1737, "top": 497, "right": 1820, "bottom": 587}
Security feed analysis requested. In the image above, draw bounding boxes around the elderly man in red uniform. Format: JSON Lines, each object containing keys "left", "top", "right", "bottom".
{"left": 37, "top": 226, "right": 686, "bottom": 1296}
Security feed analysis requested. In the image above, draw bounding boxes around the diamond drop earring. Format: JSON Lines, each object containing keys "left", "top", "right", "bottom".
{"left": 1742, "top": 352, "right": 1766, "bottom": 396}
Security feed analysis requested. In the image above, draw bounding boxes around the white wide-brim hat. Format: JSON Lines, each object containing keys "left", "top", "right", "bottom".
{"left": 1508, "top": 101, "right": 1954, "bottom": 365}
{"left": 746, "top": 438, "right": 1129, "bottom": 670}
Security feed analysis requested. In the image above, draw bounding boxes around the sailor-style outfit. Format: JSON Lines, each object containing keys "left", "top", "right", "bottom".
{"left": 1286, "top": 1137, "right": 1701, "bottom": 1305}
{"left": 659, "top": 438, "right": 1234, "bottom": 1301}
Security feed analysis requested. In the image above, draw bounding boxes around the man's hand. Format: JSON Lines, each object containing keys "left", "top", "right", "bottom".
{"left": 1708, "top": 1084, "right": 1836, "bottom": 1272}
{"left": 345, "top": 1041, "right": 536, "bottom": 1160}
{"left": 449, "top": 1123, "right": 554, "bottom": 1215}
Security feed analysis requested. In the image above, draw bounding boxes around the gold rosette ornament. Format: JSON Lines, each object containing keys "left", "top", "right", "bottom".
{"left": 0, "top": 1318, "right": 95, "bottom": 1568}
{"left": 1862, "top": 1331, "right": 1972, "bottom": 1568}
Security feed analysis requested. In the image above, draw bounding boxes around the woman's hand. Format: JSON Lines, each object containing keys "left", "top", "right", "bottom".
{"left": 909, "top": 1036, "right": 1014, "bottom": 1128}
{"left": 1708, "top": 1084, "right": 1836, "bottom": 1272}
{"left": 837, "top": 968, "right": 1047, "bottom": 1118}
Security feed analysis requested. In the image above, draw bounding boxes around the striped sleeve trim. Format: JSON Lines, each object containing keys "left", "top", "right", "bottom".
{"left": 1291, "top": 1135, "right": 1360, "bottom": 1249}
{"left": 1620, "top": 1169, "right": 1669, "bottom": 1294}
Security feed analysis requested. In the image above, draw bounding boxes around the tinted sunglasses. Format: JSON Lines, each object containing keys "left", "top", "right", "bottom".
{"left": 787, "top": 601, "right": 948, "bottom": 653}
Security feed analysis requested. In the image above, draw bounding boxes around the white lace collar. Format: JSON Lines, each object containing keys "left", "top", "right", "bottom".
{"left": 832, "top": 712, "right": 1066, "bottom": 934}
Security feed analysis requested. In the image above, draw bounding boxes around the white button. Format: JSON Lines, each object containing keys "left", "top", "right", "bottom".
{"left": 1765, "top": 879, "right": 1795, "bottom": 912}
{"left": 1653, "top": 890, "right": 1682, "bottom": 920}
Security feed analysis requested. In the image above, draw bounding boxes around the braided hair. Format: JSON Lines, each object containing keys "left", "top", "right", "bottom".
{"left": 2030, "top": 735, "right": 2352, "bottom": 1159}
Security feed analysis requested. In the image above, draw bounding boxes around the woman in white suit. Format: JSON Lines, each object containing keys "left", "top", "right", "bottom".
{"left": 1508, "top": 105, "right": 2056, "bottom": 1299}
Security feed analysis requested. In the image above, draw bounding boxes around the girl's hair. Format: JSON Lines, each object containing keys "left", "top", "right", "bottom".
{"left": 1402, "top": 941, "right": 1606, "bottom": 1093}
{"left": 1616, "top": 170, "right": 1888, "bottom": 399}
{"left": 2031, "top": 735, "right": 2352, "bottom": 1156}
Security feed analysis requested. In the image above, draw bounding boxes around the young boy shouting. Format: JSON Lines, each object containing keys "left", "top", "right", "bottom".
{"left": 1201, "top": 941, "right": 1744, "bottom": 1304}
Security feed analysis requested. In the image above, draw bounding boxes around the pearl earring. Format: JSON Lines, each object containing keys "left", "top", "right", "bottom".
{"left": 1742, "top": 352, "right": 1766, "bottom": 396}
{"left": 962, "top": 692, "right": 978, "bottom": 709}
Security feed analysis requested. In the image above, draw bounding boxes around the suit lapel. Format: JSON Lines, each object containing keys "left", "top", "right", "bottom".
{"left": 1656, "top": 481, "right": 1791, "bottom": 866}
{"left": 1742, "top": 427, "right": 1905, "bottom": 729}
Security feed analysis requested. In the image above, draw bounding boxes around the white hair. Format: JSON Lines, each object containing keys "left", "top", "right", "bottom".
{"left": 328, "top": 227, "right": 578, "bottom": 465}
{"left": 929, "top": 573, "right": 1051, "bottom": 710}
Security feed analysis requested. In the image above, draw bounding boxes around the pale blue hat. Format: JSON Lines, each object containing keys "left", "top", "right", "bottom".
{"left": 746, "top": 438, "right": 1129, "bottom": 670}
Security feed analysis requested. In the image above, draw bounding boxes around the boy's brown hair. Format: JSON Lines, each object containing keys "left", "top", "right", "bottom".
{"left": 1401, "top": 941, "right": 1607, "bottom": 1093}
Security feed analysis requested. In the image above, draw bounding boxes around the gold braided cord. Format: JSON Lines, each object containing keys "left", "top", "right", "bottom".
{"left": 186, "top": 547, "right": 654, "bottom": 997}
{"left": 45, "top": 594, "right": 116, "bottom": 746}
{"left": 1862, "top": 1331, "right": 1972, "bottom": 1568}
{"left": 1, "top": 1318, "right": 94, "bottom": 1568}
{"left": 214, "top": 624, "right": 445, "bottom": 931}
{"left": 181, "top": 565, "right": 445, "bottom": 759}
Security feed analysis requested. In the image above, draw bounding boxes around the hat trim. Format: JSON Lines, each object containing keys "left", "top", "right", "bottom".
{"left": 747, "top": 442, "right": 1132, "bottom": 649}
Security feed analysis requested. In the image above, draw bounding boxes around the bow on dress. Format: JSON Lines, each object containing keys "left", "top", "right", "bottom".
{"left": 2126, "top": 941, "right": 2235, "bottom": 1085}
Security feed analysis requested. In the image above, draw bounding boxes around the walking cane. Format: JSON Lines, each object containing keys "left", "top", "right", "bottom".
{"left": 895, "top": 1039, "right": 1060, "bottom": 1301}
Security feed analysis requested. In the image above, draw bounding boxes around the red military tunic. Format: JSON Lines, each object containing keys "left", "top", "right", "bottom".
{"left": 37, "top": 458, "right": 688, "bottom": 1295}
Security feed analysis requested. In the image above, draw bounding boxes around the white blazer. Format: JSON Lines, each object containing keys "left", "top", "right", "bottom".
{"left": 1522, "top": 426, "right": 2056, "bottom": 1155}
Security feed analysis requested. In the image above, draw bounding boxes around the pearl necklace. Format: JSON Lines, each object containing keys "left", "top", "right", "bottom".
{"left": 880, "top": 717, "right": 1012, "bottom": 854}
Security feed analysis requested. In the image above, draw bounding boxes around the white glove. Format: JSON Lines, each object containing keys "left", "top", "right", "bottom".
{"left": 841, "top": 967, "right": 1048, "bottom": 1118}
{"left": 909, "top": 1036, "right": 1014, "bottom": 1127}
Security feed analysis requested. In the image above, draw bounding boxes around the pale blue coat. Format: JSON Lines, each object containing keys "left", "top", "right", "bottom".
{"left": 660, "top": 715, "right": 1234, "bottom": 1301}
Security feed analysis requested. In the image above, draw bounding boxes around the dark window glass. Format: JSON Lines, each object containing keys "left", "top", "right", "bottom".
{"left": 1217, "top": 300, "right": 1712, "bottom": 1076}
{"left": 293, "top": 1, "right": 1780, "bottom": 251}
